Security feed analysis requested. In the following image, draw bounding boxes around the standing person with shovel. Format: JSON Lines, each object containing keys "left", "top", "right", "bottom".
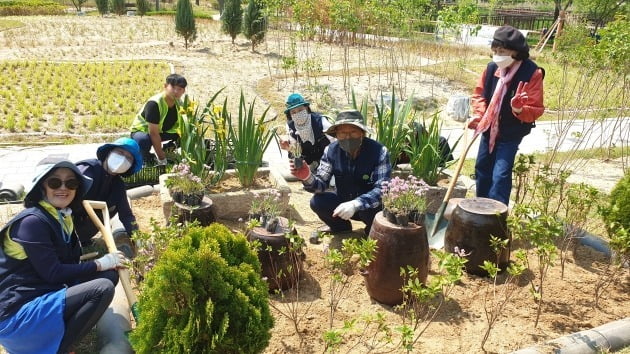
{"left": 0, "top": 156, "right": 125, "bottom": 353}
{"left": 468, "top": 25, "right": 545, "bottom": 206}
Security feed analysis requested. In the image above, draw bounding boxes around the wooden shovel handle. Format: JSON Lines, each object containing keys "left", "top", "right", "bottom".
{"left": 82, "top": 200, "right": 138, "bottom": 305}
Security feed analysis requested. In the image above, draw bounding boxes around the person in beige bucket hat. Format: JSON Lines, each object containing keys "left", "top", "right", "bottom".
{"left": 290, "top": 110, "right": 391, "bottom": 244}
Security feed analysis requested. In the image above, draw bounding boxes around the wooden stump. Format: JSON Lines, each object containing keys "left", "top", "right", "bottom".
{"left": 170, "top": 196, "right": 215, "bottom": 226}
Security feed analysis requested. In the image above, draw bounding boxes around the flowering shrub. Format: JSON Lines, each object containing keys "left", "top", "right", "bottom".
{"left": 381, "top": 175, "right": 428, "bottom": 216}
{"left": 165, "top": 161, "right": 204, "bottom": 196}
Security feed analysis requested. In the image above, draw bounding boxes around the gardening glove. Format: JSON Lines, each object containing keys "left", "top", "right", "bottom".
{"left": 333, "top": 200, "right": 362, "bottom": 220}
{"left": 510, "top": 81, "right": 529, "bottom": 112}
{"left": 467, "top": 117, "right": 481, "bottom": 130}
{"left": 290, "top": 159, "right": 311, "bottom": 181}
{"left": 157, "top": 157, "right": 168, "bottom": 166}
{"left": 95, "top": 251, "right": 126, "bottom": 271}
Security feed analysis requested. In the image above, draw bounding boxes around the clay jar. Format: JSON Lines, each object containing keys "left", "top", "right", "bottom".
{"left": 444, "top": 198, "right": 510, "bottom": 276}
{"left": 247, "top": 216, "right": 304, "bottom": 291}
{"left": 364, "top": 211, "right": 430, "bottom": 306}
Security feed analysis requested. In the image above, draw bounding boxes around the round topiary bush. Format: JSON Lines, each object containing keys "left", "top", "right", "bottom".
{"left": 130, "top": 223, "right": 274, "bottom": 353}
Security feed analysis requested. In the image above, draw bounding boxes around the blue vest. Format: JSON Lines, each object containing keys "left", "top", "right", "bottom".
{"left": 288, "top": 112, "right": 331, "bottom": 164}
{"left": 327, "top": 138, "right": 383, "bottom": 202}
{"left": 482, "top": 59, "right": 540, "bottom": 140}
{"left": 0, "top": 206, "right": 79, "bottom": 321}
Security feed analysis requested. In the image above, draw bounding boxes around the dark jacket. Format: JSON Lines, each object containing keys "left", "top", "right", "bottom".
{"left": 328, "top": 138, "right": 383, "bottom": 202}
{"left": 482, "top": 59, "right": 540, "bottom": 140}
{"left": 74, "top": 159, "right": 137, "bottom": 243}
{"left": 0, "top": 206, "right": 94, "bottom": 321}
{"left": 287, "top": 112, "right": 331, "bottom": 164}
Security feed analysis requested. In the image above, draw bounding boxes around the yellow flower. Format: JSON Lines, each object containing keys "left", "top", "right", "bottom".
{"left": 212, "top": 104, "right": 223, "bottom": 116}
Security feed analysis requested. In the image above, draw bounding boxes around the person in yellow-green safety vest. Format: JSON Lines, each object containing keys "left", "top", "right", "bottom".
{"left": 130, "top": 74, "right": 188, "bottom": 165}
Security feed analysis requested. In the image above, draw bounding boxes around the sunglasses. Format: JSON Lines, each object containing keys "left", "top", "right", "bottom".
{"left": 45, "top": 177, "right": 80, "bottom": 190}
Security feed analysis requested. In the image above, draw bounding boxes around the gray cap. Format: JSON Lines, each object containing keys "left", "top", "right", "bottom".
{"left": 324, "top": 110, "right": 374, "bottom": 137}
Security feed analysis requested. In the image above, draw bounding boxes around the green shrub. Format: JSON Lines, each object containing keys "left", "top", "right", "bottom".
{"left": 136, "top": 0, "right": 149, "bottom": 16}
{"left": 602, "top": 172, "right": 630, "bottom": 234}
{"left": 0, "top": 0, "right": 65, "bottom": 15}
{"left": 221, "top": 0, "right": 242, "bottom": 43}
{"left": 130, "top": 223, "right": 274, "bottom": 354}
{"left": 110, "top": 0, "right": 126, "bottom": 15}
{"left": 175, "top": 0, "right": 196, "bottom": 49}
{"left": 95, "top": 0, "right": 108, "bottom": 15}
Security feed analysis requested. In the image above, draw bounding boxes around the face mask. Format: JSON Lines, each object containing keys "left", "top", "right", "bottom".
{"left": 493, "top": 55, "right": 514, "bottom": 69}
{"left": 291, "top": 110, "right": 309, "bottom": 125}
{"left": 339, "top": 137, "right": 362, "bottom": 154}
{"left": 106, "top": 152, "right": 132, "bottom": 174}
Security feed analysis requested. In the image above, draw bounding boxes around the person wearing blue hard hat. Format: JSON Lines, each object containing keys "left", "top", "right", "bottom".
{"left": 0, "top": 156, "right": 124, "bottom": 354}
{"left": 73, "top": 137, "right": 143, "bottom": 254}
{"left": 280, "top": 93, "right": 334, "bottom": 171}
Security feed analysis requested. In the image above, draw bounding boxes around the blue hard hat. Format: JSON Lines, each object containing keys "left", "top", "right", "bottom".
{"left": 97, "top": 137, "right": 143, "bottom": 176}
{"left": 284, "top": 93, "right": 309, "bottom": 113}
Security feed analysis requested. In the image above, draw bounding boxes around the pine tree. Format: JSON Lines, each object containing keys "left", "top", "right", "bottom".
{"left": 221, "top": 0, "right": 242, "bottom": 44}
{"left": 136, "top": 0, "right": 150, "bottom": 17}
{"left": 242, "top": 0, "right": 266, "bottom": 51}
{"left": 175, "top": 0, "right": 197, "bottom": 49}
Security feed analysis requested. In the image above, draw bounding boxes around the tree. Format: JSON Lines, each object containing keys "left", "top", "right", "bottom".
{"left": 221, "top": 0, "right": 243, "bottom": 44}
{"left": 110, "top": 0, "right": 126, "bottom": 15}
{"left": 573, "top": 0, "right": 626, "bottom": 30}
{"left": 95, "top": 0, "right": 108, "bottom": 15}
{"left": 175, "top": 0, "right": 197, "bottom": 49}
{"left": 136, "top": 0, "right": 150, "bottom": 17}
{"left": 70, "top": 0, "right": 88, "bottom": 13}
{"left": 242, "top": 0, "right": 267, "bottom": 51}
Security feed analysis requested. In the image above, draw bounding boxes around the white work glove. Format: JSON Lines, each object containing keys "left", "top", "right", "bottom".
{"left": 95, "top": 251, "right": 126, "bottom": 271}
{"left": 333, "top": 200, "right": 362, "bottom": 220}
{"left": 157, "top": 157, "right": 168, "bottom": 166}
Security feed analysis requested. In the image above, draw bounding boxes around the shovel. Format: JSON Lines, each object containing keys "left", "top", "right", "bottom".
{"left": 82, "top": 200, "right": 139, "bottom": 322}
{"left": 427, "top": 129, "right": 480, "bottom": 244}
{"left": 427, "top": 95, "right": 476, "bottom": 246}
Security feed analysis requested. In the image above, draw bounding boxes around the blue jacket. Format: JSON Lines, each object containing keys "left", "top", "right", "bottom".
{"left": 287, "top": 112, "right": 331, "bottom": 164}
{"left": 482, "top": 59, "right": 540, "bottom": 140}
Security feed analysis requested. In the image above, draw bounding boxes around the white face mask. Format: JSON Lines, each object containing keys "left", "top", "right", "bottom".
{"left": 493, "top": 55, "right": 514, "bottom": 69}
{"left": 106, "top": 152, "right": 132, "bottom": 174}
{"left": 291, "top": 110, "right": 309, "bottom": 126}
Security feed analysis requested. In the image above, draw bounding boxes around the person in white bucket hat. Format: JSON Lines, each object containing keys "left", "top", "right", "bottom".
{"left": 0, "top": 156, "right": 125, "bottom": 353}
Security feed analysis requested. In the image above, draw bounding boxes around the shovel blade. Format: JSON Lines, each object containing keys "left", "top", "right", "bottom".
{"left": 424, "top": 212, "right": 449, "bottom": 249}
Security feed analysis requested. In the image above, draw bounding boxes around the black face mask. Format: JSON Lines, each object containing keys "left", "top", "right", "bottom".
{"left": 339, "top": 138, "right": 362, "bottom": 154}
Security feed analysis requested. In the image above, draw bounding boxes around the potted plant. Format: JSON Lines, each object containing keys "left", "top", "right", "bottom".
{"left": 287, "top": 138, "right": 303, "bottom": 169}
{"left": 249, "top": 188, "right": 282, "bottom": 232}
{"left": 164, "top": 161, "right": 205, "bottom": 206}
{"left": 381, "top": 175, "right": 429, "bottom": 227}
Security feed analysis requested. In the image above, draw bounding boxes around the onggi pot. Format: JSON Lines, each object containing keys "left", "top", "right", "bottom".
{"left": 444, "top": 197, "right": 510, "bottom": 276}
{"left": 364, "top": 211, "right": 430, "bottom": 306}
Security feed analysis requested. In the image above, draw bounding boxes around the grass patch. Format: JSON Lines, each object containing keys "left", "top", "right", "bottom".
{"left": 0, "top": 60, "right": 169, "bottom": 138}
{"left": 0, "top": 18, "right": 24, "bottom": 30}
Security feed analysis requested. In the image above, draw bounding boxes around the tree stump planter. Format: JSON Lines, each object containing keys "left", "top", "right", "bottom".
{"left": 392, "top": 169, "right": 467, "bottom": 214}
{"left": 247, "top": 216, "right": 304, "bottom": 291}
{"left": 170, "top": 196, "right": 215, "bottom": 226}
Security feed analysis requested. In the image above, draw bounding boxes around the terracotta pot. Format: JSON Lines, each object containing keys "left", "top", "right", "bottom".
{"left": 364, "top": 211, "right": 429, "bottom": 306}
{"left": 247, "top": 217, "right": 304, "bottom": 291}
{"left": 444, "top": 198, "right": 510, "bottom": 276}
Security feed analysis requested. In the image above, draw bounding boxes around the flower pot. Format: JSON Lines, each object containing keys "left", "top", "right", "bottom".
{"left": 171, "top": 191, "right": 184, "bottom": 204}
{"left": 395, "top": 214, "right": 409, "bottom": 227}
{"left": 293, "top": 157, "right": 304, "bottom": 169}
{"left": 171, "top": 196, "right": 215, "bottom": 226}
{"left": 444, "top": 198, "right": 510, "bottom": 277}
{"left": 182, "top": 192, "right": 204, "bottom": 206}
{"left": 247, "top": 217, "right": 304, "bottom": 291}
{"left": 364, "top": 211, "right": 429, "bottom": 306}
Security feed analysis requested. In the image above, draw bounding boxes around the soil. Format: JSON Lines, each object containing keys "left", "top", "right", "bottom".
{"left": 1, "top": 15, "right": 628, "bottom": 354}
{"left": 131, "top": 180, "right": 630, "bottom": 354}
